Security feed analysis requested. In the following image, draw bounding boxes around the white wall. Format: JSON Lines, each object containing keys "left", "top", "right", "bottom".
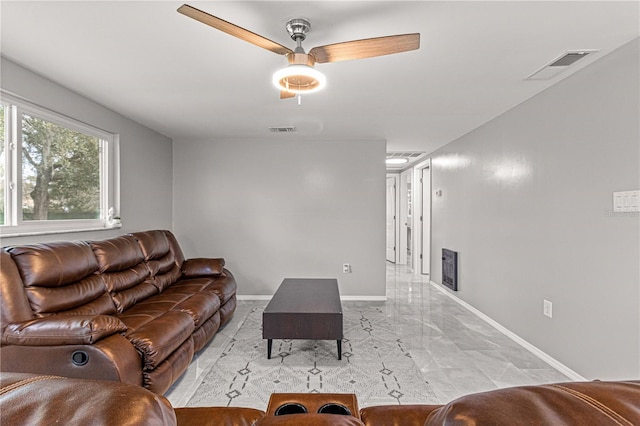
{"left": 0, "top": 58, "right": 173, "bottom": 245}
{"left": 429, "top": 39, "right": 639, "bottom": 379}
{"left": 173, "top": 138, "right": 386, "bottom": 298}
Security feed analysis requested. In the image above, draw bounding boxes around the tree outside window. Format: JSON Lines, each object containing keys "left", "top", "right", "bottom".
{"left": 21, "top": 113, "right": 100, "bottom": 221}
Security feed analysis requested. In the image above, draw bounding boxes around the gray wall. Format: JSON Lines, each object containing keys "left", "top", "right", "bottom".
{"left": 429, "top": 38, "right": 639, "bottom": 380}
{"left": 0, "top": 57, "right": 173, "bottom": 245}
{"left": 173, "top": 138, "right": 386, "bottom": 297}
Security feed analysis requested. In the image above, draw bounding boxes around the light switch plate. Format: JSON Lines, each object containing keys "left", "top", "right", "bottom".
{"left": 613, "top": 190, "right": 639, "bottom": 213}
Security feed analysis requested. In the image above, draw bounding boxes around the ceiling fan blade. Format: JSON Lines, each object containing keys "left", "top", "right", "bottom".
{"left": 309, "top": 33, "right": 420, "bottom": 63}
{"left": 178, "top": 4, "right": 293, "bottom": 56}
{"left": 280, "top": 91, "right": 296, "bottom": 99}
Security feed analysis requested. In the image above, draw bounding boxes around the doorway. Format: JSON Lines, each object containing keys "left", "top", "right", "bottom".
{"left": 385, "top": 176, "right": 397, "bottom": 263}
{"left": 398, "top": 169, "right": 412, "bottom": 269}
{"left": 419, "top": 163, "right": 431, "bottom": 275}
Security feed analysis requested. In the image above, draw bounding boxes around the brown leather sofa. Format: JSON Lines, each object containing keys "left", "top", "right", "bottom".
{"left": 0, "top": 230, "right": 237, "bottom": 394}
{"left": 1, "top": 372, "right": 638, "bottom": 425}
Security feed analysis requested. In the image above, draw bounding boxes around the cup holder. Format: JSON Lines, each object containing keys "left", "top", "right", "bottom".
{"left": 317, "top": 403, "right": 352, "bottom": 416}
{"left": 274, "top": 403, "right": 308, "bottom": 416}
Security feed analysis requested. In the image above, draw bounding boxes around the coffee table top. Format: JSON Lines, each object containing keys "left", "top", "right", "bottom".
{"left": 264, "top": 278, "right": 342, "bottom": 314}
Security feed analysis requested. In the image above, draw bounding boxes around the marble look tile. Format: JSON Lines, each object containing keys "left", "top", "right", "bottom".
{"left": 165, "top": 265, "right": 571, "bottom": 407}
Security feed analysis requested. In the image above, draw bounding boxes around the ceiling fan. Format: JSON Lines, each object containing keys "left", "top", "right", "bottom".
{"left": 177, "top": 4, "right": 420, "bottom": 99}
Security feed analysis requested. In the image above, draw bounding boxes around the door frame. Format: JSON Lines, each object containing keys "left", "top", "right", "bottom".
{"left": 385, "top": 174, "right": 399, "bottom": 263}
{"left": 412, "top": 159, "right": 431, "bottom": 275}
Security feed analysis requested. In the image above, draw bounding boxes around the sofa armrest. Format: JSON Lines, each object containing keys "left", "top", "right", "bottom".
{"left": 360, "top": 405, "right": 441, "bottom": 426}
{"left": 182, "top": 258, "right": 225, "bottom": 278}
{"left": 3, "top": 315, "right": 127, "bottom": 346}
{"left": 175, "top": 407, "right": 265, "bottom": 426}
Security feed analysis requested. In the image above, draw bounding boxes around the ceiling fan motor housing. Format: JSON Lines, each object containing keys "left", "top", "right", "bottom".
{"left": 286, "top": 18, "right": 311, "bottom": 42}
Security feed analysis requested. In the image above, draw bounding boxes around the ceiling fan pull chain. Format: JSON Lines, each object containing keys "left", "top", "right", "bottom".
{"left": 298, "top": 94, "right": 302, "bottom": 106}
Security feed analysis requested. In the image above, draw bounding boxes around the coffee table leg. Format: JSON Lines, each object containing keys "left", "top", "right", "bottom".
{"left": 267, "top": 339, "right": 273, "bottom": 359}
{"left": 337, "top": 339, "right": 342, "bottom": 360}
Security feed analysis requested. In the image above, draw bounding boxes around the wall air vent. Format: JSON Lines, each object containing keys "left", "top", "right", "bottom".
{"left": 269, "top": 126, "right": 297, "bottom": 133}
{"left": 526, "top": 50, "right": 598, "bottom": 80}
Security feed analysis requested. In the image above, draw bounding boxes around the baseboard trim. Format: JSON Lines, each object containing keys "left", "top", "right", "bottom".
{"left": 340, "top": 296, "right": 387, "bottom": 302}
{"left": 429, "top": 280, "right": 586, "bottom": 382}
{"left": 237, "top": 295, "right": 272, "bottom": 301}
{"left": 237, "top": 295, "right": 387, "bottom": 302}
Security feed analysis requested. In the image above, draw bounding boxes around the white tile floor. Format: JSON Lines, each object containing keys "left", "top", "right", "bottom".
{"left": 383, "top": 264, "right": 570, "bottom": 402}
{"left": 165, "top": 264, "right": 570, "bottom": 406}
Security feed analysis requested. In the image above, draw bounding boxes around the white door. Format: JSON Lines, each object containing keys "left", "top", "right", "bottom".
{"left": 386, "top": 176, "right": 397, "bottom": 263}
{"left": 398, "top": 169, "right": 412, "bottom": 266}
{"left": 420, "top": 165, "right": 431, "bottom": 275}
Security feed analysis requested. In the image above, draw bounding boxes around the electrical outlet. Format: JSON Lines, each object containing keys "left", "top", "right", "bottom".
{"left": 342, "top": 263, "right": 351, "bottom": 274}
{"left": 543, "top": 300, "right": 553, "bottom": 318}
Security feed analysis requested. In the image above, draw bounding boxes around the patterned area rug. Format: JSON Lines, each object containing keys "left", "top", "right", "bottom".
{"left": 187, "top": 305, "right": 439, "bottom": 409}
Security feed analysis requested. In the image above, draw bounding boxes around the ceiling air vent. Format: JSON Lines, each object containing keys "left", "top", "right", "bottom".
{"left": 387, "top": 152, "right": 425, "bottom": 160}
{"left": 269, "top": 126, "right": 296, "bottom": 133}
{"left": 526, "top": 50, "right": 597, "bottom": 80}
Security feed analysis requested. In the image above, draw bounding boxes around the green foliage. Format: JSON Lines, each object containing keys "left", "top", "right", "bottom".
{"left": 21, "top": 113, "right": 100, "bottom": 220}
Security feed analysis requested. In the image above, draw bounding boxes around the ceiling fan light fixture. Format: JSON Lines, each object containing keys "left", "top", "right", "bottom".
{"left": 273, "top": 64, "right": 326, "bottom": 94}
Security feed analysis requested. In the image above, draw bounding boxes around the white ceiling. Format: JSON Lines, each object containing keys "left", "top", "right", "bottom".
{"left": 1, "top": 1, "right": 638, "bottom": 158}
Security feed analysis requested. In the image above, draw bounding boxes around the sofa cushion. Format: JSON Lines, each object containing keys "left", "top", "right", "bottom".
{"left": 90, "top": 235, "right": 145, "bottom": 273}
{"left": 131, "top": 230, "right": 182, "bottom": 292}
{"left": 3, "top": 315, "right": 127, "bottom": 345}
{"left": 163, "top": 277, "right": 214, "bottom": 294}
{"left": 132, "top": 230, "right": 171, "bottom": 261}
{"left": 424, "top": 381, "right": 640, "bottom": 425}
{"left": 164, "top": 230, "right": 186, "bottom": 268}
{"left": 124, "top": 310, "right": 195, "bottom": 370}
{"left": 120, "top": 289, "right": 219, "bottom": 329}
{"left": 172, "top": 292, "right": 220, "bottom": 328}
{"left": 9, "top": 242, "right": 98, "bottom": 287}
{"left": 89, "top": 235, "right": 158, "bottom": 313}
{"left": 1, "top": 250, "right": 34, "bottom": 333}
{"left": 143, "top": 337, "right": 194, "bottom": 395}
{"left": 8, "top": 242, "right": 114, "bottom": 317}
{"left": 182, "top": 258, "right": 225, "bottom": 278}
{"left": 0, "top": 373, "right": 176, "bottom": 426}
{"left": 206, "top": 272, "right": 237, "bottom": 305}
{"left": 25, "top": 275, "right": 113, "bottom": 316}
{"left": 110, "top": 277, "right": 158, "bottom": 313}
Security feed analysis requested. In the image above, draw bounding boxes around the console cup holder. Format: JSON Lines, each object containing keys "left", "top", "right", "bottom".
{"left": 274, "top": 403, "right": 308, "bottom": 416}
{"left": 317, "top": 403, "right": 352, "bottom": 416}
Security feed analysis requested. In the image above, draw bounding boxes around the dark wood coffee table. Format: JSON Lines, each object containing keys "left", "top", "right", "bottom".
{"left": 263, "top": 278, "right": 343, "bottom": 360}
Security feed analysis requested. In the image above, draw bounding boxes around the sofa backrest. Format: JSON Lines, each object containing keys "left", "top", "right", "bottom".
{"left": 1, "top": 230, "right": 189, "bottom": 324}
{"left": 0, "top": 250, "right": 34, "bottom": 336}
{"left": 89, "top": 235, "right": 156, "bottom": 313}
{"left": 130, "top": 230, "right": 182, "bottom": 293}
{"left": 6, "top": 242, "right": 116, "bottom": 318}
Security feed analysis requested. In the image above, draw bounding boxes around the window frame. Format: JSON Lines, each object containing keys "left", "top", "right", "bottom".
{"left": 0, "top": 92, "right": 120, "bottom": 237}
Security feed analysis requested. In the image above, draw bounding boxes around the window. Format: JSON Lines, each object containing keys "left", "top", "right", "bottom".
{"left": 0, "top": 93, "right": 119, "bottom": 236}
